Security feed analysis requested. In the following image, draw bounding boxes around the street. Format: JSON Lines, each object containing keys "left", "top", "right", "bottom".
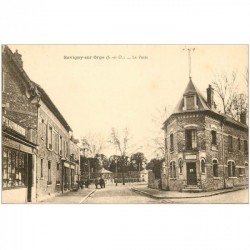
{"left": 82, "top": 185, "right": 248, "bottom": 204}
{"left": 82, "top": 185, "right": 160, "bottom": 204}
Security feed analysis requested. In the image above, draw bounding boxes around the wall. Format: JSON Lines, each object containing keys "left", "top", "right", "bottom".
{"left": 36, "top": 101, "right": 70, "bottom": 201}
{"left": 163, "top": 112, "right": 248, "bottom": 192}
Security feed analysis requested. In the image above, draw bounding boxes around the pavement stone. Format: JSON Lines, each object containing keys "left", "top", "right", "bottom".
{"left": 40, "top": 188, "right": 96, "bottom": 204}
{"left": 131, "top": 185, "right": 248, "bottom": 199}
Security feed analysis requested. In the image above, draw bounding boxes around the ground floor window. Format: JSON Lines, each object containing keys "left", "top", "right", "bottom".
{"left": 228, "top": 161, "right": 236, "bottom": 177}
{"left": 2, "top": 147, "right": 27, "bottom": 188}
{"left": 48, "top": 161, "right": 52, "bottom": 185}
{"left": 212, "top": 159, "right": 218, "bottom": 177}
{"left": 201, "top": 158, "right": 206, "bottom": 174}
{"left": 170, "top": 161, "right": 176, "bottom": 178}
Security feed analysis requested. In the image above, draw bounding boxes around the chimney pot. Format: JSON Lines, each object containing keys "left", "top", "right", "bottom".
{"left": 240, "top": 112, "right": 247, "bottom": 124}
{"left": 13, "top": 49, "right": 23, "bottom": 67}
{"left": 207, "top": 84, "right": 215, "bottom": 109}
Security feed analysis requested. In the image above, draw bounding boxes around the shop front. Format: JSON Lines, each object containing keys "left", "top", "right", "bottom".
{"left": 2, "top": 124, "right": 37, "bottom": 203}
{"left": 63, "top": 161, "right": 75, "bottom": 191}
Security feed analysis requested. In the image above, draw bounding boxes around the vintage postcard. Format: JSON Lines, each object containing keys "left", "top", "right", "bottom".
{"left": 1, "top": 45, "right": 249, "bottom": 204}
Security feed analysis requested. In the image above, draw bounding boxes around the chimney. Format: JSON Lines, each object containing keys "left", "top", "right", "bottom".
{"left": 207, "top": 84, "right": 214, "bottom": 109}
{"left": 13, "top": 49, "right": 23, "bottom": 67}
{"left": 240, "top": 112, "right": 247, "bottom": 125}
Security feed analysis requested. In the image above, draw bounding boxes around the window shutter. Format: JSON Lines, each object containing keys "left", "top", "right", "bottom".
{"left": 46, "top": 124, "right": 49, "bottom": 149}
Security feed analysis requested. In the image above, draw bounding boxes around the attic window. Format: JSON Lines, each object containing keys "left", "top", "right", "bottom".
{"left": 186, "top": 95, "right": 195, "bottom": 110}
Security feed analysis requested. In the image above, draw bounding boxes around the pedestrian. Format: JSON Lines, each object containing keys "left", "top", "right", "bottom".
{"left": 100, "top": 178, "right": 105, "bottom": 188}
{"left": 95, "top": 178, "right": 99, "bottom": 189}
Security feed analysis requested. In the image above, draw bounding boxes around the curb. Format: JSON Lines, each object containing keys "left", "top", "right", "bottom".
{"left": 131, "top": 186, "right": 248, "bottom": 200}
{"left": 79, "top": 189, "right": 96, "bottom": 204}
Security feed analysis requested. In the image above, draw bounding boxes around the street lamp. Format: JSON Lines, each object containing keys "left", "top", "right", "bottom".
{"left": 115, "top": 158, "right": 118, "bottom": 186}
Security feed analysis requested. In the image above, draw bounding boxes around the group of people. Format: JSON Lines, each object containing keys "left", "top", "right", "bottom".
{"left": 78, "top": 177, "right": 106, "bottom": 189}
{"left": 95, "top": 178, "right": 105, "bottom": 189}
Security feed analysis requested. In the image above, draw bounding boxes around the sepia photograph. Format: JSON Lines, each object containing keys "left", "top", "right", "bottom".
{"left": 1, "top": 44, "right": 249, "bottom": 204}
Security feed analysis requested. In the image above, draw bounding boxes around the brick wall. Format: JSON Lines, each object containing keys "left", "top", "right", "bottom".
{"left": 2, "top": 54, "right": 38, "bottom": 139}
{"left": 163, "top": 112, "right": 248, "bottom": 191}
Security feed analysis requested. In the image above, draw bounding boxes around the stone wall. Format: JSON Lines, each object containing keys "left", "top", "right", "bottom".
{"left": 36, "top": 101, "right": 71, "bottom": 201}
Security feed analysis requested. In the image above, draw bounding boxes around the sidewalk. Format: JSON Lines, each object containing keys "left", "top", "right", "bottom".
{"left": 40, "top": 188, "right": 96, "bottom": 204}
{"left": 131, "top": 185, "right": 248, "bottom": 199}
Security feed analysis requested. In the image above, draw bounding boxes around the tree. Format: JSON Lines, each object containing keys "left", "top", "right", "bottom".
{"left": 148, "top": 105, "right": 170, "bottom": 158}
{"left": 212, "top": 70, "right": 248, "bottom": 121}
{"left": 81, "top": 132, "right": 106, "bottom": 157}
{"left": 95, "top": 153, "right": 109, "bottom": 171}
{"left": 109, "top": 128, "right": 134, "bottom": 184}
{"left": 130, "top": 152, "right": 147, "bottom": 171}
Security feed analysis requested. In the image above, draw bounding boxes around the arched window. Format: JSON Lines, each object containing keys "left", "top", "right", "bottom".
{"left": 228, "top": 161, "right": 236, "bottom": 177}
{"left": 178, "top": 159, "right": 183, "bottom": 174}
{"left": 201, "top": 158, "right": 206, "bottom": 174}
{"left": 170, "top": 161, "right": 176, "bottom": 179}
{"left": 212, "top": 159, "right": 218, "bottom": 177}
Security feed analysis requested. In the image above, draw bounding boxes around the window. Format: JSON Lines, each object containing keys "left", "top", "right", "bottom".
{"left": 59, "top": 136, "right": 62, "bottom": 155}
{"left": 212, "top": 159, "right": 218, "bottom": 177}
{"left": 238, "top": 138, "right": 241, "bottom": 150}
{"left": 41, "top": 159, "right": 43, "bottom": 178}
{"left": 186, "top": 95, "right": 195, "bottom": 110}
{"left": 66, "top": 141, "right": 69, "bottom": 158}
{"left": 170, "top": 133, "right": 174, "bottom": 152}
{"left": 57, "top": 163, "right": 60, "bottom": 171}
{"left": 47, "top": 125, "right": 53, "bottom": 150}
{"left": 244, "top": 140, "right": 248, "bottom": 154}
{"left": 2, "top": 148, "right": 26, "bottom": 188}
{"left": 54, "top": 132, "right": 59, "bottom": 154}
{"left": 228, "top": 135, "right": 233, "bottom": 151}
{"left": 186, "top": 129, "right": 197, "bottom": 150}
{"left": 211, "top": 130, "right": 217, "bottom": 145}
{"left": 48, "top": 161, "right": 52, "bottom": 185}
{"left": 201, "top": 158, "right": 206, "bottom": 174}
{"left": 178, "top": 159, "right": 183, "bottom": 174}
{"left": 170, "top": 161, "right": 176, "bottom": 178}
{"left": 228, "top": 161, "right": 236, "bottom": 177}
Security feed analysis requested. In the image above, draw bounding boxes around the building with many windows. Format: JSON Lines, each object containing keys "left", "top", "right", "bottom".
{"left": 159, "top": 77, "right": 248, "bottom": 192}
{"left": 2, "top": 46, "right": 80, "bottom": 203}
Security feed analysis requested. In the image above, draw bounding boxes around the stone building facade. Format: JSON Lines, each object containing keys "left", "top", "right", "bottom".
{"left": 161, "top": 77, "right": 248, "bottom": 192}
{"left": 2, "top": 46, "right": 80, "bottom": 203}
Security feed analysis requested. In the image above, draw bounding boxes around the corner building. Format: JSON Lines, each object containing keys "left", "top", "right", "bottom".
{"left": 162, "top": 77, "right": 248, "bottom": 191}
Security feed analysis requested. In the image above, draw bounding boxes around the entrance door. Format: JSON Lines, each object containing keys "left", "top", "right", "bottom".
{"left": 186, "top": 162, "right": 197, "bottom": 185}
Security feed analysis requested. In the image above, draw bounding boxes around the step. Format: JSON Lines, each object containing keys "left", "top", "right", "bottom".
{"left": 182, "top": 186, "right": 203, "bottom": 193}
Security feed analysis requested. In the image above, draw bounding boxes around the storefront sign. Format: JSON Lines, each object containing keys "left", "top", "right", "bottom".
{"left": 3, "top": 117, "right": 26, "bottom": 136}
{"left": 64, "top": 162, "right": 70, "bottom": 168}
{"left": 185, "top": 154, "right": 197, "bottom": 160}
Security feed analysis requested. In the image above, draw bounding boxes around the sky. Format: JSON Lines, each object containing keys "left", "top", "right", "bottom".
{"left": 8, "top": 45, "right": 248, "bottom": 159}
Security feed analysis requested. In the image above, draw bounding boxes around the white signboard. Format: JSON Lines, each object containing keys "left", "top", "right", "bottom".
{"left": 3, "top": 117, "right": 26, "bottom": 136}
{"left": 185, "top": 155, "right": 197, "bottom": 160}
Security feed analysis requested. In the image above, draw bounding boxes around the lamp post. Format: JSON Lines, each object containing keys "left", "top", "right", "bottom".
{"left": 115, "top": 158, "right": 118, "bottom": 186}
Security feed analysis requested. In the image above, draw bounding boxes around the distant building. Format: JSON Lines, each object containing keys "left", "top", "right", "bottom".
{"left": 160, "top": 77, "right": 248, "bottom": 192}
{"left": 2, "top": 46, "right": 80, "bottom": 203}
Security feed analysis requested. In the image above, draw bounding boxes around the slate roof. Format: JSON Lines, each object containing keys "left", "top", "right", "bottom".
{"left": 165, "top": 77, "right": 248, "bottom": 130}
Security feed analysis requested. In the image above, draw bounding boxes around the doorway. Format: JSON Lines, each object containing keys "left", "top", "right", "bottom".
{"left": 186, "top": 162, "right": 197, "bottom": 185}
{"left": 26, "top": 154, "right": 33, "bottom": 202}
